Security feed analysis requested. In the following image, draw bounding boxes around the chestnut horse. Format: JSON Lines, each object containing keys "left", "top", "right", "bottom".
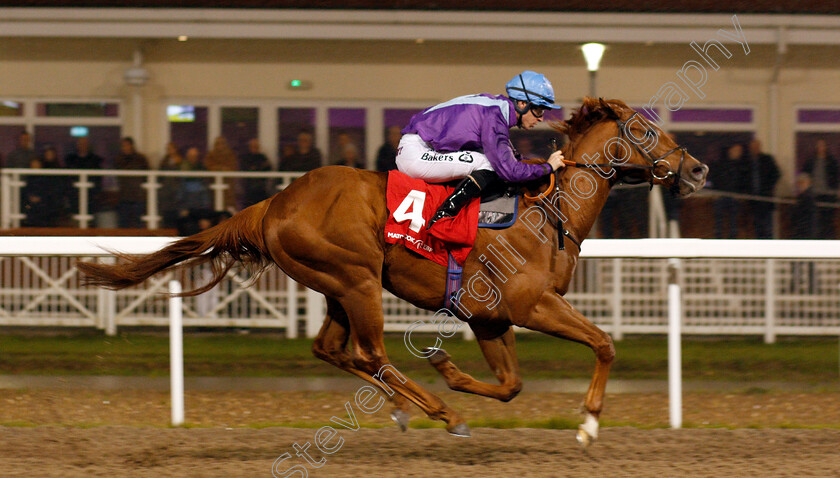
{"left": 78, "top": 98, "right": 707, "bottom": 445}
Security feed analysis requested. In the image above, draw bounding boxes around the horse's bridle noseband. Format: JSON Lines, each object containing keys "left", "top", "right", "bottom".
{"left": 615, "top": 112, "right": 687, "bottom": 196}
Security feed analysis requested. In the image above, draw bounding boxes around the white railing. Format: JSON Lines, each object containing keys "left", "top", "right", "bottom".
{"left": 1, "top": 169, "right": 674, "bottom": 237}
{"left": 0, "top": 168, "right": 306, "bottom": 229}
{"left": 0, "top": 237, "right": 837, "bottom": 342}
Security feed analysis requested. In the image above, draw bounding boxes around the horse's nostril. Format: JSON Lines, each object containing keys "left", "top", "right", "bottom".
{"left": 692, "top": 165, "right": 707, "bottom": 179}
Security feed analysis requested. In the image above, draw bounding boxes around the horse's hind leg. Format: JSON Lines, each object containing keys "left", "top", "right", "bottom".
{"left": 339, "top": 283, "right": 469, "bottom": 436}
{"left": 426, "top": 326, "right": 523, "bottom": 402}
{"left": 311, "top": 297, "right": 412, "bottom": 430}
{"left": 521, "top": 291, "right": 615, "bottom": 447}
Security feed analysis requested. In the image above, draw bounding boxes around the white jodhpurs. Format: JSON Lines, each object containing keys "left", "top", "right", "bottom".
{"left": 395, "top": 134, "right": 493, "bottom": 183}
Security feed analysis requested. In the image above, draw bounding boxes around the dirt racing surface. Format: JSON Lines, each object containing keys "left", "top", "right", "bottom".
{"left": 2, "top": 426, "right": 840, "bottom": 477}
{"left": 2, "top": 389, "right": 840, "bottom": 476}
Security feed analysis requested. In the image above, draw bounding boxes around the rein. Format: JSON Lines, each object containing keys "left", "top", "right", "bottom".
{"left": 567, "top": 112, "right": 687, "bottom": 193}
{"left": 525, "top": 112, "right": 688, "bottom": 250}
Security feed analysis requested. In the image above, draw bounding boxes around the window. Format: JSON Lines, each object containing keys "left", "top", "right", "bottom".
{"left": 278, "top": 107, "right": 316, "bottom": 165}
{"left": 221, "top": 107, "right": 258, "bottom": 157}
{"left": 36, "top": 102, "right": 119, "bottom": 118}
{"left": 168, "top": 105, "right": 208, "bottom": 153}
{"left": 33, "top": 125, "right": 122, "bottom": 163}
{"left": 0, "top": 101, "right": 23, "bottom": 117}
{"left": 794, "top": 108, "right": 840, "bottom": 173}
{"left": 328, "top": 108, "right": 366, "bottom": 168}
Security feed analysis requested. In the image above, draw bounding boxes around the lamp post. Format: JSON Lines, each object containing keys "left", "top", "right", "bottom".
{"left": 581, "top": 43, "right": 606, "bottom": 98}
{"left": 581, "top": 43, "right": 606, "bottom": 241}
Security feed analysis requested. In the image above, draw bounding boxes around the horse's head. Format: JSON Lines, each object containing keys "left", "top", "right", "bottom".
{"left": 559, "top": 98, "right": 708, "bottom": 197}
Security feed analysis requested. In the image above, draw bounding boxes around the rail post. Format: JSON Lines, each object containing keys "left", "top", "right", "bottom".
{"left": 142, "top": 172, "right": 161, "bottom": 230}
{"left": 667, "top": 258, "right": 682, "bottom": 429}
{"left": 72, "top": 173, "right": 94, "bottom": 229}
{"left": 764, "top": 259, "right": 777, "bottom": 344}
{"left": 305, "top": 288, "right": 324, "bottom": 338}
{"left": 169, "top": 280, "right": 185, "bottom": 426}
{"left": 286, "top": 276, "right": 298, "bottom": 338}
{"left": 1, "top": 171, "right": 10, "bottom": 228}
{"left": 612, "top": 258, "right": 623, "bottom": 341}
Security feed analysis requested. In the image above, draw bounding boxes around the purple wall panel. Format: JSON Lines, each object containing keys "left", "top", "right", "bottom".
{"left": 671, "top": 108, "right": 752, "bottom": 123}
{"left": 797, "top": 109, "right": 840, "bottom": 124}
{"left": 328, "top": 108, "right": 366, "bottom": 128}
{"left": 384, "top": 108, "right": 423, "bottom": 129}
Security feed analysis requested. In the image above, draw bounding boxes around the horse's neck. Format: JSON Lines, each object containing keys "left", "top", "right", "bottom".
{"left": 556, "top": 149, "right": 613, "bottom": 245}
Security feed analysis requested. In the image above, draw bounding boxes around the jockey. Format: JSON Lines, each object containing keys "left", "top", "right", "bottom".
{"left": 396, "top": 70, "right": 567, "bottom": 229}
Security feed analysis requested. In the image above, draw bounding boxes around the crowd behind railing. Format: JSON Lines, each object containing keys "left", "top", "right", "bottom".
{"left": 1, "top": 130, "right": 838, "bottom": 240}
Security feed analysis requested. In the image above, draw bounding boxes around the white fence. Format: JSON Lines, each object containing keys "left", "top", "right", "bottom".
{"left": 0, "top": 237, "right": 838, "bottom": 342}
{"left": 0, "top": 168, "right": 672, "bottom": 237}
{"left": 0, "top": 168, "right": 305, "bottom": 229}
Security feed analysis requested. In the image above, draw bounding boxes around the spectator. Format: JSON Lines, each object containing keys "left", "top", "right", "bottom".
{"left": 745, "top": 138, "right": 780, "bottom": 239}
{"left": 709, "top": 144, "right": 746, "bottom": 239}
{"left": 800, "top": 139, "right": 838, "bottom": 239}
{"left": 159, "top": 142, "right": 185, "bottom": 229}
{"left": 204, "top": 136, "right": 238, "bottom": 213}
{"left": 175, "top": 146, "right": 213, "bottom": 218}
{"left": 6, "top": 131, "right": 37, "bottom": 169}
{"left": 334, "top": 132, "right": 365, "bottom": 169}
{"left": 279, "top": 131, "right": 322, "bottom": 172}
{"left": 376, "top": 126, "right": 402, "bottom": 172}
{"left": 114, "top": 137, "right": 149, "bottom": 229}
{"left": 790, "top": 173, "right": 819, "bottom": 293}
{"left": 64, "top": 136, "right": 104, "bottom": 219}
{"left": 239, "top": 138, "right": 272, "bottom": 208}
{"left": 22, "top": 147, "right": 63, "bottom": 227}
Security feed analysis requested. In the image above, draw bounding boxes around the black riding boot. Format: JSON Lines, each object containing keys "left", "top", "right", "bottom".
{"left": 427, "top": 170, "right": 498, "bottom": 230}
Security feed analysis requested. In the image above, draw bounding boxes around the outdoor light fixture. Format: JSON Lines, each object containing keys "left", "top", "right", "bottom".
{"left": 581, "top": 43, "right": 606, "bottom": 72}
{"left": 581, "top": 42, "right": 606, "bottom": 98}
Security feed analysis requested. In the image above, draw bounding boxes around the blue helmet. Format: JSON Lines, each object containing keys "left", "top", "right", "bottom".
{"left": 505, "top": 71, "right": 561, "bottom": 111}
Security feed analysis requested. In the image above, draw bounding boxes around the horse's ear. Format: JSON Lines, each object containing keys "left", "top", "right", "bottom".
{"left": 599, "top": 97, "right": 619, "bottom": 119}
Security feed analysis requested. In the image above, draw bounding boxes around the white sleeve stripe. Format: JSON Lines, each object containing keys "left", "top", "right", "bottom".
{"left": 423, "top": 95, "right": 509, "bottom": 124}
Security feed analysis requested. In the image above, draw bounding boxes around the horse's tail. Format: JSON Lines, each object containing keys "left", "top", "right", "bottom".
{"left": 77, "top": 199, "right": 273, "bottom": 297}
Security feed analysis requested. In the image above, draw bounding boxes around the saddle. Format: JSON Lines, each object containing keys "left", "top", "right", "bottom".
{"left": 477, "top": 183, "right": 519, "bottom": 228}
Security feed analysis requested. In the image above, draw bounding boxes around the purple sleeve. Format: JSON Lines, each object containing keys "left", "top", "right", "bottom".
{"left": 481, "top": 116, "right": 552, "bottom": 182}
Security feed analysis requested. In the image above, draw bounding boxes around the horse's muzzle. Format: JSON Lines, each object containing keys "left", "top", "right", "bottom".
{"left": 678, "top": 163, "right": 708, "bottom": 197}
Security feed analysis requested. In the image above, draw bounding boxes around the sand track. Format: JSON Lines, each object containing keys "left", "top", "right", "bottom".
{"left": 2, "top": 427, "right": 839, "bottom": 477}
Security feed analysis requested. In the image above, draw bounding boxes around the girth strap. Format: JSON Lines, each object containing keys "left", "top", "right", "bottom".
{"left": 444, "top": 253, "right": 464, "bottom": 311}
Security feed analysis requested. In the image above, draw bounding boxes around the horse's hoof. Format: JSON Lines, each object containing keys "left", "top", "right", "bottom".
{"left": 390, "top": 409, "right": 410, "bottom": 432}
{"left": 576, "top": 428, "right": 593, "bottom": 447}
{"left": 447, "top": 423, "right": 471, "bottom": 438}
{"left": 576, "top": 413, "right": 599, "bottom": 448}
{"left": 423, "top": 347, "right": 450, "bottom": 365}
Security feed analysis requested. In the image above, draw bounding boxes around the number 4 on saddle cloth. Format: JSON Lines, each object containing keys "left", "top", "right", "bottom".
{"left": 384, "top": 170, "right": 519, "bottom": 268}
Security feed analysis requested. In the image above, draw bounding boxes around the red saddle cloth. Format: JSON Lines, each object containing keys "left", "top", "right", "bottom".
{"left": 384, "top": 170, "right": 480, "bottom": 267}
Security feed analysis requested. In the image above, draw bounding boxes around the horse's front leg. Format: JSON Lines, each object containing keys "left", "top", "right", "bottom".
{"left": 518, "top": 290, "right": 615, "bottom": 446}
{"left": 425, "top": 325, "right": 522, "bottom": 402}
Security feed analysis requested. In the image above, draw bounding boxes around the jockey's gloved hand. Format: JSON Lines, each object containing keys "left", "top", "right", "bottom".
{"left": 547, "top": 150, "right": 566, "bottom": 171}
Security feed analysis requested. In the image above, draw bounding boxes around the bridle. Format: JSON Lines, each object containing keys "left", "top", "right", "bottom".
{"left": 525, "top": 111, "right": 688, "bottom": 250}
{"left": 572, "top": 112, "right": 687, "bottom": 195}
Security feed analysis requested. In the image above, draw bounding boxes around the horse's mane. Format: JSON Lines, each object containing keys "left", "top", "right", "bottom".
{"left": 556, "top": 97, "right": 634, "bottom": 142}
{"left": 520, "top": 97, "right": 635, "bottom": 194}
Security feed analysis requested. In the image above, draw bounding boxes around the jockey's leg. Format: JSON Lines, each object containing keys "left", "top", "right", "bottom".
{"left": 427, "top": 169, "right": 498, "bottom": 230}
